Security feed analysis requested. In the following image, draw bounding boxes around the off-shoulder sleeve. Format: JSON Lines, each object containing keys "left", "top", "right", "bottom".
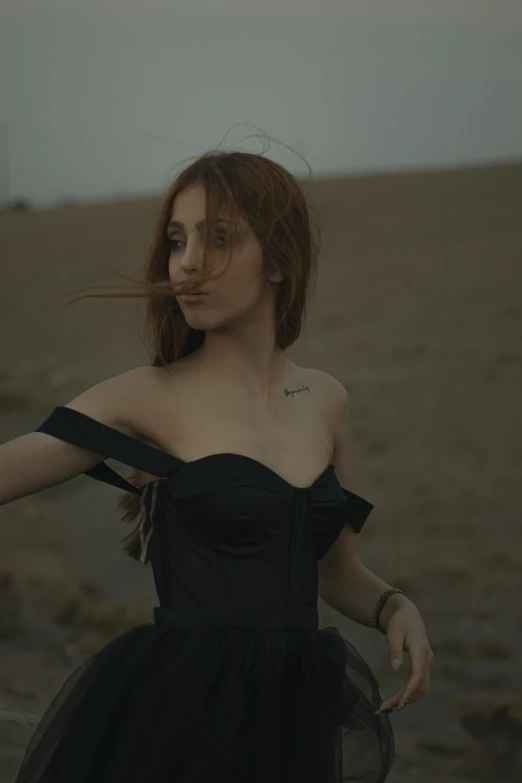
{"left": 35, "top": 406, "right": 180, "bottom": 494}
{"left": 341, "top": 487, "right": 374, "bottom": 533}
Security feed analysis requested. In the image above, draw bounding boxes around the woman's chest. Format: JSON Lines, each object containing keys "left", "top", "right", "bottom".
{"left": 133, "top": 367, "right": 334, "bottom": 489}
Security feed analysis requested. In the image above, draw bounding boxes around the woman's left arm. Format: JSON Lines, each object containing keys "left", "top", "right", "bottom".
{"left": 318, "top": 374, "right": 435, "bottom": 713}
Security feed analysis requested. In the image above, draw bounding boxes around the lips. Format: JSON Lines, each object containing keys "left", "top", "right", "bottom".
{"left": 179, "top": 291, "right": 209, "bottom": 303}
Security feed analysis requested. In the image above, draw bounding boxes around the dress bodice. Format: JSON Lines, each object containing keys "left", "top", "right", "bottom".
{"left": 36, "top": 406, "right": 374, "bottom": 612}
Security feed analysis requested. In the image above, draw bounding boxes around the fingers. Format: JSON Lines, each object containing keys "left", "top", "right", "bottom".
{"left": 397, "top": 673, "right": 430, "bottom": 711}
{"left": 376, "top": 626, "right": 435, "bottom": 715}
{"left": 396, "top": 669, "right": 428, "bottom": 709}
{"left": 375, "top": 672, "right": 431, "bottom": 715}
{"left": 375, "top": 688, "right": 407, "bottom": 715}
{"left": 398, "top": 646, "right": 433, "bottom": 707}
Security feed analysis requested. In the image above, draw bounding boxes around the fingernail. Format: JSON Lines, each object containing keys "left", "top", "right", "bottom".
{"left": 391, "top": 659, "right": 401, "bottom": 670}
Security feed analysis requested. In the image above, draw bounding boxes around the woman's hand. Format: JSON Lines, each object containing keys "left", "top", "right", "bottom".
{"left": 375, "top": 599, "right": 434, "bottom": 715}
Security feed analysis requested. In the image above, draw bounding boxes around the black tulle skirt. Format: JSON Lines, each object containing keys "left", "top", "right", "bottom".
{"left": 14, "top": 605, "right": 394, "bottom": 783}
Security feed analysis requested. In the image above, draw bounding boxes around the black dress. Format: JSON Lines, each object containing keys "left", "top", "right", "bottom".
{"left": 14, "top": 406, "right": 394, "bottom": 783}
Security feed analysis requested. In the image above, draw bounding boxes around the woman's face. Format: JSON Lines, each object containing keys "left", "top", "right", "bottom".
{"left": 168, "top": 182, "right": 282, "bottom": 331}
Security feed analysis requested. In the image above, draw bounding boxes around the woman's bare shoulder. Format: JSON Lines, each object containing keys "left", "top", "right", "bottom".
{"left": 298, "top": 366, "right": 349, "bottom": 429}
{"left": 299, "top": 366, "right": 348, "bottom": 403}
{"left": 84, "top": 362, "right": 186, "bottom": 398}
{"left": 61, "top": 365, "right": 176, "bottom": 436}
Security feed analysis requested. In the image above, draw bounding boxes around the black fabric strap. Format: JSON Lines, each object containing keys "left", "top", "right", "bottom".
{"left": 341, "top": 488, "right": 374, "bottom": 533}
{"left": 35, "top": 406, "right": 181, "bottom": 494}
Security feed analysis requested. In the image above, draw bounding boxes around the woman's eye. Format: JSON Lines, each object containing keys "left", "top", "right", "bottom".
{"left": 168, "top": 235, "right": 226, "bottom": 251}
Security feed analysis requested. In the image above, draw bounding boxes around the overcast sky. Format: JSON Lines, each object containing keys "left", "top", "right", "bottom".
{"left": 1, "top": 0, "right": 522, "bottom": 207}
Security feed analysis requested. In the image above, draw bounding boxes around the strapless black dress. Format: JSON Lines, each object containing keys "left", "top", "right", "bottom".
{"left": 14, "top": 406, "right": 394, "bottom": 782}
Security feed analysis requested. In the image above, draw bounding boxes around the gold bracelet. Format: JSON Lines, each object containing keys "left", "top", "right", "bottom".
{"left": 372, "top": 588, "right": 407, "bottom": 634}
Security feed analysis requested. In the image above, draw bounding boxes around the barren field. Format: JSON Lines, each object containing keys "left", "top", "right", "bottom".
{"left": 1, "top": 162, "right": 521, "bottom": 781}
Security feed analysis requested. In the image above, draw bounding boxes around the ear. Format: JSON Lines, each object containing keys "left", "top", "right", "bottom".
{"left": 264, "top": 256, "right": 286, "bottom": 285}
{"left": 266, "top": 270, "right": 286, "bottom": 284}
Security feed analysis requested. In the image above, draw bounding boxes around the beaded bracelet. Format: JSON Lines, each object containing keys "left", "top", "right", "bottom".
{"left": 372, "top": 588, "right": 407, "bottom": 634}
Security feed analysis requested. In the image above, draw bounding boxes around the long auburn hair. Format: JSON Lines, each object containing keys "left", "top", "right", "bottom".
{"left": 65, "top": 148, "right": 320, "bottom": 562}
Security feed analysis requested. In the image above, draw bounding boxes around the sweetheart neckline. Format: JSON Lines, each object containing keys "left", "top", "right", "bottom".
{"left": 57, "top": 407, "right": 337, "bottom": 492}
{"left": 160, "top": 452, "right": 336, "bottom": 491}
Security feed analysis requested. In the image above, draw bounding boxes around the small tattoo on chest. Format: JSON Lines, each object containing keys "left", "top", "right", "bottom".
{"left": 284, "top": 384, "right": 310, "bottom": 398}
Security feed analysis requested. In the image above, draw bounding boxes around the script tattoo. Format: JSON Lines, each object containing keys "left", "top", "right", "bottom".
{"left": 284, "top": 384, "right": 310, "bottom": 398}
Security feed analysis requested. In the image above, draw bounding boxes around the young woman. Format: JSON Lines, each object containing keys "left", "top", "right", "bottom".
{"left": 2, "top": 151, "right": 433, "bottom": 782}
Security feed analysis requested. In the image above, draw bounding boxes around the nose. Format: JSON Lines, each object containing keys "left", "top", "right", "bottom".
{"left": 179, "top": 239, "right": 204, "bottom": 272}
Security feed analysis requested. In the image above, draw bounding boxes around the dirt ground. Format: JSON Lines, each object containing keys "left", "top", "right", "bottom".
{"left": 1, "top": 162, "right": 521, "bottom": 782}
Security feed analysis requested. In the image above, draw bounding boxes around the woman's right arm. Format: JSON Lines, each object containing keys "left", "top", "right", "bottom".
{"left": 0, "top": 366, "right": 151, "bottom": 507}
{"left": 0, "top": 430, "right": 107, "bottom": 506}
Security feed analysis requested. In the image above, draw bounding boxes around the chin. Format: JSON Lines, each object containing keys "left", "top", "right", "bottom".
{"left": 182, "top": 313, "right": 212, "bottom": 328}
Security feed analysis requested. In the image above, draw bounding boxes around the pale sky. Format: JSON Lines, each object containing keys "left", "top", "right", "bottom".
{"left": 1, "top": 0, "right": 522, "bottom": 207}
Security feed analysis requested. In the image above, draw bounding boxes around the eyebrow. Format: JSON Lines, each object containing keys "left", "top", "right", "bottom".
{"left": 167, "top": 218, "right": 233, "bottom": 231}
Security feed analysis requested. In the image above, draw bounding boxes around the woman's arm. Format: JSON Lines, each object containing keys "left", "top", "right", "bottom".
{"left": 317, "top": 376, "right": 412, "bottom": 629}
{"left": 0, "top": 367, "right": 149, "bottom": 507}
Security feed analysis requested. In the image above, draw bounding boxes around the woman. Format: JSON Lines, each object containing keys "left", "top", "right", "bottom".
{"left": 2, "top": 151, "right": 433, "bottom": 782}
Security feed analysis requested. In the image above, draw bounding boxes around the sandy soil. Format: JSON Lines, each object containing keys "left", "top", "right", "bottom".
{"left": 1, "top": 162, "right": 521, "bottom": 782}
